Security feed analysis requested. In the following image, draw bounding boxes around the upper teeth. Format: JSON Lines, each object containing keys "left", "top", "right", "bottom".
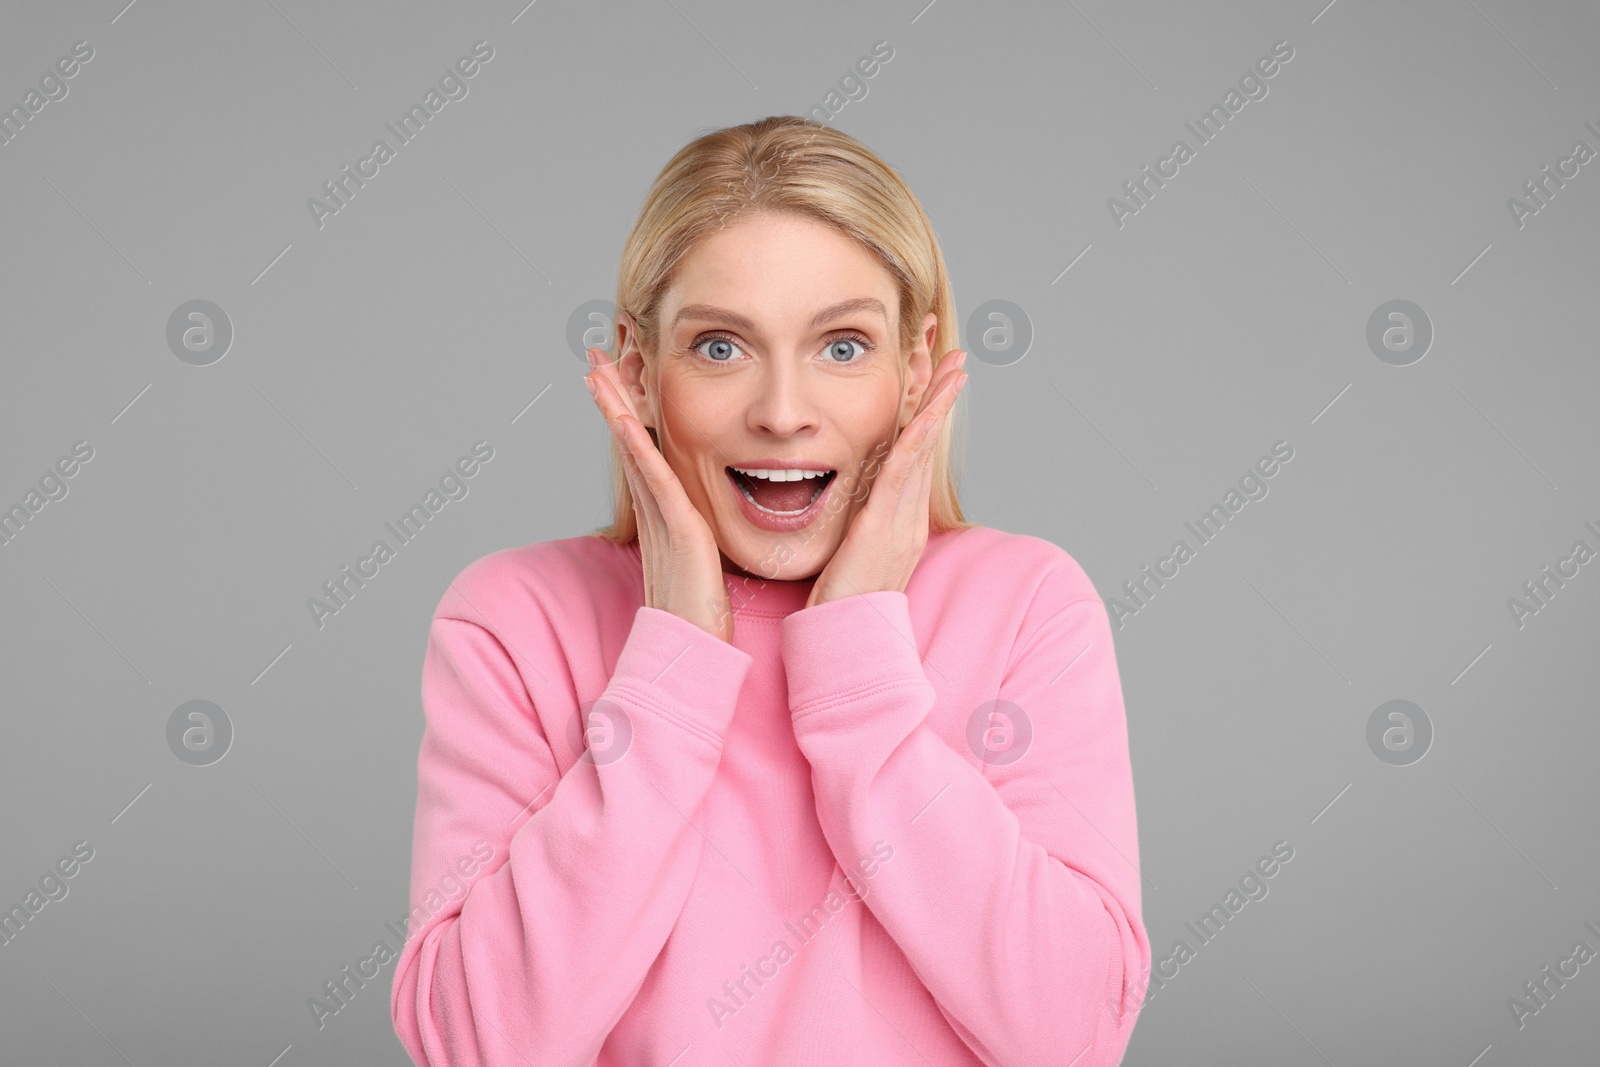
{"left": 732, "top": 467, "right": 831, "bottom": 481}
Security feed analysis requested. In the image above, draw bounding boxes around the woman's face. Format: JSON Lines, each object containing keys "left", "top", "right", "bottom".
{"left": 618, "top": 210, "right": 935, "bottom": 582}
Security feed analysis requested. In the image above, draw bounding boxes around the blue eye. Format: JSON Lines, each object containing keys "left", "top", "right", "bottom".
{"left": 699, "top": 337, "right": 739, "bottom": 361}
{"left": 824, "top": 334, "right": 874, "bottom": 363}
{"left": 688, "top": 331, "right": 875, "bottom": 364}
{"left": 684, "top": 334, "right": 739, "bottom": 363}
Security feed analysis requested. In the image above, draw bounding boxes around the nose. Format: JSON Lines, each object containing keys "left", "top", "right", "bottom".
{"left": 743, "top": 357, "right": 822, "bottom": 438}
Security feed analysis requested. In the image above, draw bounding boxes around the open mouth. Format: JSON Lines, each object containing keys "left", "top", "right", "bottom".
{"left": 725, "top": 466, "right": 836, "bottom": 515}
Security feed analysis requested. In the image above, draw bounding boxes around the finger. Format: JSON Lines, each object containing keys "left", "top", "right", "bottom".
{"left": 586, "top": 351, "right": 676, "bottom": 545}
{"left": 592, "top": 369, "right": 706, "bottom": 559}
{"left": 917, "top": 368, "right": 966, "bottom": 449}
{"left": 611, "top": 412, "right": 668, "bottom": 537}
{"left": 589, "top": 358, "right": 665, "bottom": 527}
{"left": 586, "top": 347, "right": 643, "bottom": 427}
{"left": 884, "top": 367, "right": 965, "bottom": 499}
{"left": 614, "top": 422, "right": 659, "bottom": 531}
{"left": 586, "top": 354, "right": 633, "bottom": 428}
{"left": 906, "top": 350, "right": 968, "bottom": 425}
{"left": 585, "top": 352, "right": 630, "bottom": 428}
{"left": 906, "top": 370, "right": 964, "bottom": 516}
{"left": 876, "top": 368, "right": 963, "bottom": 528}
{"left": 613, "top": 412, "right": 706, "bottom": 546}
{"left": 884, "top": 351, "right": 961, "bottom": 461}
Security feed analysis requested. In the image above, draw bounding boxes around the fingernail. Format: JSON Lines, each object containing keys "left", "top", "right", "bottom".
{"left": 585, "top": 377, "right": 597, "bottom": 397}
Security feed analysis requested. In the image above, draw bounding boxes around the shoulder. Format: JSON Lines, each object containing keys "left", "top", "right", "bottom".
{"left": 915, "top": 525, "right": 1111, "bottom": 673}
{"left": 924, "top": 526, "right": 1114, "bottom": 674}
{"left": 432, "top": 534, "right": 639, "bottom": 634}
{"left": 923, "top": 524, "right": 1102, "bottom": 608}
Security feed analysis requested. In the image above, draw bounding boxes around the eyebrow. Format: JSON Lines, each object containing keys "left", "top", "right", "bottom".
{"left": 670, "top": 297, "right": 889, "bottom": 333}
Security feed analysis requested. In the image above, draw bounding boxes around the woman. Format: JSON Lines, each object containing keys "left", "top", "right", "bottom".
{"left": 391, "top": 115, "right": 1150, "bottom": 1066}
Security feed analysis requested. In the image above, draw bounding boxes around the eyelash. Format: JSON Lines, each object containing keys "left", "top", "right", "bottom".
{"left": 689, "top": 330, "right": 876, "bottom": 365}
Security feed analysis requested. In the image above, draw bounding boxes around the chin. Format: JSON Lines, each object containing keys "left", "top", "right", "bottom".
{"left": 720, "top": 533, "right": 830, "bottom": 583}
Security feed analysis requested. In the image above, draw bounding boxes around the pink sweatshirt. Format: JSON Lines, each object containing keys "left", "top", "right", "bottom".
{"left": 391, "top": 525, "right": 1149, "bottom": 1066}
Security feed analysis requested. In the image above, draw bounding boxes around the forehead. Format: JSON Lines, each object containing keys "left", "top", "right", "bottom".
{"left": 662, "top": 212, "right": 898, "bottom": 331}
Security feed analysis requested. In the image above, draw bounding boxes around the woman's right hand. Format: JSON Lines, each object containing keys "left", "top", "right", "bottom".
{"left": 585, "top": 347, "right": 736, "bottom": 644}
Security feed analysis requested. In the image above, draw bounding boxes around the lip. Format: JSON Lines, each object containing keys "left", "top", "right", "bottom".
{"left": 728, "top": 458, "right": 837, "bottom": 472}
{"left": 724, "top": 467, "right": 836, "bottom": 532}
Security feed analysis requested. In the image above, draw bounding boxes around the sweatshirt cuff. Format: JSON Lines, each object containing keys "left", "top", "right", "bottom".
{"left": 607, "top": 605, "right": 753, "bottom": 744}
{"left": 780, "top": 590, "right": 930, "bottom": 715}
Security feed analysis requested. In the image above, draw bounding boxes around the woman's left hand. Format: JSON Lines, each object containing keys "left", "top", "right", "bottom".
{"left": 805, "top": 350, "right": 969, "bottom": 609}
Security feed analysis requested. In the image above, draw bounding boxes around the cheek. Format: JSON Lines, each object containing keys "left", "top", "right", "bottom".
{"left": 656, "top": 379, "right": 721, "bottom": 451}
{"left": 661, "top": 396, "right": 744, "bottom": 501}
{"left": 836, "top": 374, "right": 902, "bottom": 429}
{"left": 823, "top": 381, "right": 897, "bottom": 484}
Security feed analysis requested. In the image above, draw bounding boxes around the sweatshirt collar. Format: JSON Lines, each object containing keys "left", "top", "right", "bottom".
{"left": 618, "top": 538, "right": 815, "bottom": 618}
{"left": 721, "top": 568, "right": 815, "bottom": 618}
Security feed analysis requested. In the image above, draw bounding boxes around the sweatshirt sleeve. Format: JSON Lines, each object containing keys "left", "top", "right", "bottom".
{"left": 391, "top": 600, "right": 753, "bottom": 1067}
{"left": 782, "top": 565, "right": 1150, "bottom": 1067}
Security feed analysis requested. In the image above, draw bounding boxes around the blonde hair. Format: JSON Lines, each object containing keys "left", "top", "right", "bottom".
{"left": 590, "top": 114, "right": 974, "bottom": 544}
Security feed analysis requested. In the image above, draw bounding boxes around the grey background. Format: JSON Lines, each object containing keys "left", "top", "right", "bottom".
{"left": 2, "top": 0, "right": 1597, "bottom": 1063}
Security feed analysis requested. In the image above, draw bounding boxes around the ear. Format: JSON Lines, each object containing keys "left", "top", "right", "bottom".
{"left": 614, "top": 310, "right": 658, "bottom": 430}
{"left": 898, "top": 311, "right": 939, "bottom": 431}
